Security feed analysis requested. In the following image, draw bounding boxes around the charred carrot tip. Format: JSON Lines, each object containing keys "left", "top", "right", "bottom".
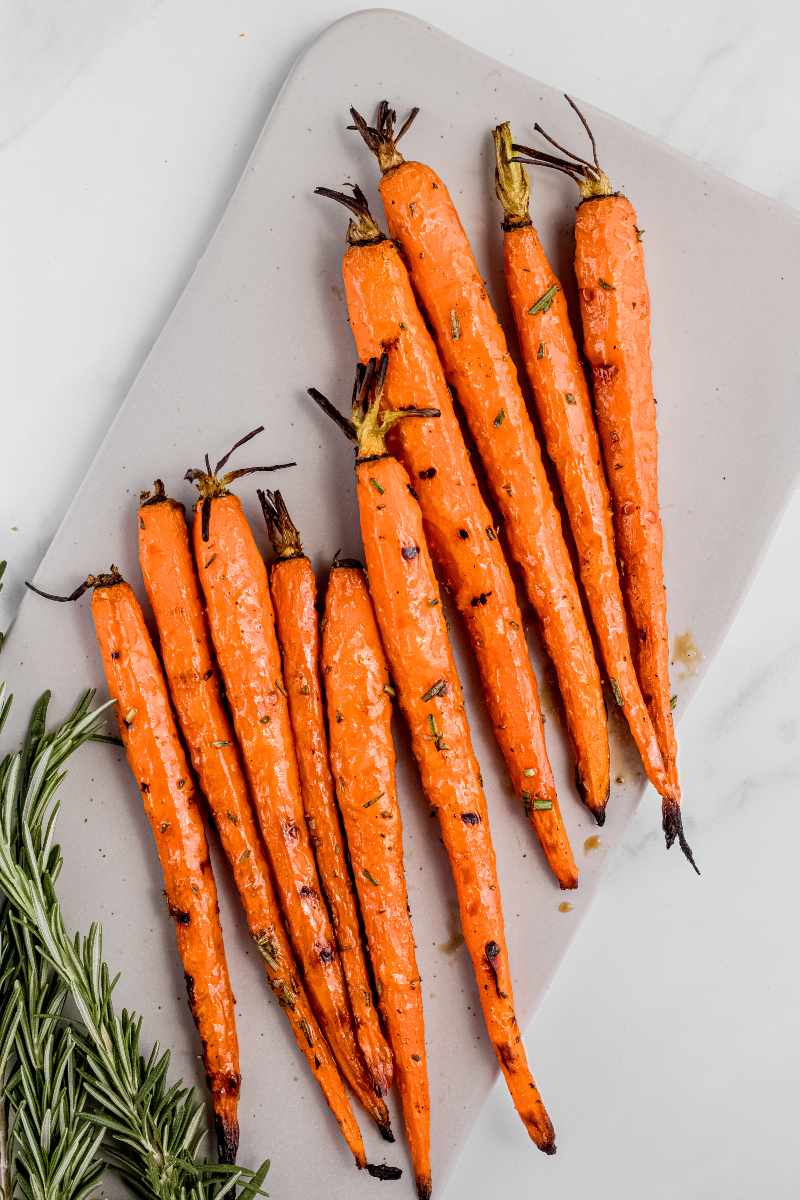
{"left": 593, "top": 804, "right": 607, "bottom": 828}
{"left": 215, "top": 1115, "right": 240, "bottom": 1164}
{"left": 378, "top": 1120, "right": 395, "bottom": 1143}
{"left": 662, "top": 800, "right": 700, "bottom": 875}
{"left": 366, "top": 1163, "right": 404, "bottom": 1182}
{"left": 416, "top": 1174, "right": 433, "bottom": 1199}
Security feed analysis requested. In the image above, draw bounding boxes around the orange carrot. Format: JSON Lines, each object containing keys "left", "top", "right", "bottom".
{"left": 514, "top": 98, "right": 697, "bottom": 869}
{"left": 184, "top": 433, "right": 394, "bottom": 1136}
{"left": 350, "top": 102, "right": 609, "bottom": 823}
{"left": 136, "top": 482, "right": 367, "bottom": 1167}
{"left": 322, "top": 560, "right": 431, "bottom": 1200}
{"left": 28, "top": 568, "right": 241, "bottom": 1162}
{"left": 315, "top": 184, "right": 577, "bottom": 889}
{"left": 309, "top": 359, "right": 556, "bottom": 1153}
{"left": 493, "top": 122, "right": 671, "bottom": 800}
{"left": 260, "top": 488, "right": 394, "bottom": 1096}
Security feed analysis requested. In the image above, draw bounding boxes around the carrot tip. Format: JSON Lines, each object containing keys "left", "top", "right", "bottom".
{"left": 377, "top": 1120, "right": 395, "bottom": 1143}
{"left": 415, "top": 1173, "right": 433, "bottom": 1199}
{"left": 366, "top": 1162, "right": 404, "bottom": 1182}
{"left": 593, "top": 805, "right": 606, "bottom": 828}
{"left": 662, "top": 800, "right": 700, "bottom": 875}
{"left": 541, "top": 1140, "right": 557, "bottom": 1156}
{"left": 214, "top": 1115, "right": 240, "bottom": 1164}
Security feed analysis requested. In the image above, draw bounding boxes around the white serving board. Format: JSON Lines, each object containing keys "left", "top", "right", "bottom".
{"left": 7, "top": 9, "right": 800, "bottom": 1198}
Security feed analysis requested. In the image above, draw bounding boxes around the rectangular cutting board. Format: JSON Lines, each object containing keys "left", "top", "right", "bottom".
{"left": 7, "top": 9, "right": 800, "bottom": 1197}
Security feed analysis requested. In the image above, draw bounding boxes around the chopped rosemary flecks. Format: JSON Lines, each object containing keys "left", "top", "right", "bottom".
{"left": 523, "top": 767, "right": 535, "bottom": 778}
{"left": 426, "top": 713, "right": 449, "bottom": 752}
{"left": 335, "top": 710, "right": 343, "bottom": 723}
{"left": 537, "top": 341, "right": 545, "bottom": 359}
{"left": 534, "top": 798, "right": 553, "bottom": 811}
{"left": 598, "top": 277, "right": 615, "bottom": 290}
{"left": 610, "top": 678, "right": 624, "bottom": 707}
{"left": 528, "top": 283, "right": 558, "bottom": 315}
{"left": 363, "top": 793, "right": 384, "bottom": 809}
{"left": 212, "top": 739, "right": 230, "bottom": 747}
{"left": 565, "top": 393, "right": 576, "bottom": 405}
{"left": 635, "top": 227, "right": 645, "bottom": 241}
{"left": 275, "top": 679, "right": 287, "bottom": 697}
{"left": 493, "top": 409, "right": 506, "bottom": 427}
{"left": 299, "top": 683, "right": 310, "bottom": 695}
{"left": 427, "top": 597, "right": 439, "bottom": 607}
{"left": 670, "top": 693, "right": 678, "bottom": 710}
{"left": 450, "top": 309, "right": 461, "bottom": 340}
{"left": 486, "top": 526, "right": 496, "bottom": 540}
{"left": 369, "top": 477, "right": 385, "bottom": 494}
{"left": 362, "top": 867, "right": 379, "bottom": 886}
{"left": 383, "top": 683, "right": 396, "bottom": 697}
{"left": 259, "top": 713, "right": 271, "bottom": 723}
{"left": 298, "top": 1017, "right": 314, "bottom": 1047}
{"left": 421, "top": 679, "right": 447, "bottom": 702}
{"left": 238, "top": 848, "right": 251, "bottom": 863}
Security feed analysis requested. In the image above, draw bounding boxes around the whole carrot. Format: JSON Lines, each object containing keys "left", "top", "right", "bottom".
{"left": 184, "top": 432, "right": 393, "bottom": 1137}
{"left": 259, "top": 488, "right": 394, "bottom": 1096}
{"left": 136, "top": 482, "right": 368, "bottom": 1168}
{"left": 350, "top": 101, "right": 609, "bottom": 823}
{"left": 315, "top": 184, "right": 577, "bottom": 889}
{"left": 492, "top": 123, "right": 670, "bottom": 800}
{"left": 514, "top": 98, "right": 697, "bottom": 869}
{"left": 28, "top": 569, "right": 241, "bottom": 1162}
{"left": 309, "top": 358, "right": 556, "bottom": 1154}
{"left": 322, "top": 561, "right": 431, "bottom": 1200}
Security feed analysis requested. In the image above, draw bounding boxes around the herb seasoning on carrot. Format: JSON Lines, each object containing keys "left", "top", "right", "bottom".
{"left": 350, "top": 101, "right": 609, "bottom": 823}
{"left": 514, "top": 97, "right": 697, "bottom": 869}
{"left": 136, "top": 481, "right": 368, "bottom": 1168}
{"left": 493, "top": 122, "right": 671, "bottom": 801}
{"left": 260, "top": 488, "right": 394, "bottom": 1096}
{"left": 27, "top": 568, "right": 241, "bottom": 1162}
{"left": 315, "top": 183, "right": 577, "bottom": 888}
{"left": 184, "top": 433, "right": 394, "bottom": 1136}
{"left": 309, "top": 358, "right": 556, "bottom": 1153}
{"left": 322, "top": 560, "right": 431, "bottom": 1200}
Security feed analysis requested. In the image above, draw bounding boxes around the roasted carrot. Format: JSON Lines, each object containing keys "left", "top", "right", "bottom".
{"left": 514, "top": 98, "right": 697, "bottom": 870}
{"left": 322, "top": 561, "right": 431, "bottom": 1200}
{"left": 136, "top": 482, "right": 367, "bottom": 1168}
{"left": 184, "top": 433, "right": 393, "bottom": 1137}
{"left": 309, "top": 358, "right": 556, "bottom": 1154}
{"left": 315, "top": 185, "right": 577, "bottom": 889}
{"left": 493, "top": 123, "right": 671, "bottom": 800}
{"left": 350, "top": 102, "right": 609, "bottom": 823}
{"left": 260, "top": 488, "right": 394, "bottom": 1096}
{"left": 28, "top": 568, "right": 241, "bottom": 1162}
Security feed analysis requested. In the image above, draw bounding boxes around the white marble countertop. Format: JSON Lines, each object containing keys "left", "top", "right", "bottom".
{"left": 3, "top": 3, "right": 798, "bottom": 1197}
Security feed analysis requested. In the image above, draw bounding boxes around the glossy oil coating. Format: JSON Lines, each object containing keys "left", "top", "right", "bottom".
{"left": 343, "top": 236, "right": 577, "bottom": 888}
{"left": 137, "top": 497, "right": 367, "bottom": 1168}
{"left": 270, "top": 552, "right": 394, "bottom": 1097}
{"left": 191, "top": 494, "right": 391, "bottom": 1136}
{"left": 356, "top": 456, "right": 555, "bottom": 1153}
{"left": 504, "top": 222, "right": 670, "bottom": 798}
{"left": 574, "top": 195, "right": 679, "bottom": 794}
{"left": 90, "top": 579, "right": 240, "bottom": 1162}
{"left": 379, "top": 160, "right": 609, "bottom": 818}
{"left": 322, "top": 565, "right": 431, "bottom": 1200}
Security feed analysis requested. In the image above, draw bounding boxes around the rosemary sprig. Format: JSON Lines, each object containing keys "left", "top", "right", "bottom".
{"left": 0, "top": 685, "right": 269, "bottom": 1200}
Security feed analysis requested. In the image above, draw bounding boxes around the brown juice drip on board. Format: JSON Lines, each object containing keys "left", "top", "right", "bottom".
{"left": 672, "top": 631, "right": 701, "bottom": 677}
{"left": 584, "top": 835, "right": 602, "bottom": 854}
{"left": 558, "top": 901, "right": 573, "bottom": 913}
